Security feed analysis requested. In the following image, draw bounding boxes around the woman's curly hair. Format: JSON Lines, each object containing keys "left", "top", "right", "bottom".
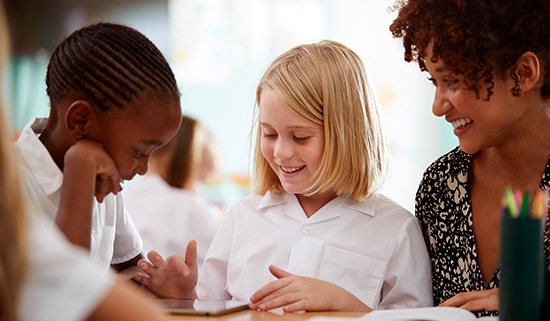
{"left": 390, "top": 0, "right": 550, "bottom": 101}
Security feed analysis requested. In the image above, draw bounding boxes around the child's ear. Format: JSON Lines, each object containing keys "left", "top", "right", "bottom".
{"left": 514, "top": 51, "right": 541, "bottom": 93}
{"left": 65, "top": 100, "right": 96, "bottom": 140}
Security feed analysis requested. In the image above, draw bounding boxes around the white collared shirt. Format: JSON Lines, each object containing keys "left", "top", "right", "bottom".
{"left": 197, "top": 192, "right": 433, "bottom": 310}
{"left": 14, "top": 118, "right": 143, "bottom": 272}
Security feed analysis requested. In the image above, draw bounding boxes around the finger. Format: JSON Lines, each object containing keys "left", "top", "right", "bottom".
{"left": 95, "top": 175, "right": 112, "bottom": 203}
{"left": 269, "top": 265, "right": 293, "bottom": 279}
{"left": 110, "top": 175, "right": 122, "bottom": 195}
{"left": 146, "top": 250, "right": 164, "bottom": 266}
{"left": 254, "top": 292, "right": 302, "bottom": 311}
{"left": 166, "top": 254, "right": 190, "bottom": 277}
{"left": 250, "top": 278, "right": 291, "bottom": 305}
{"left": 132, "top": 272, "right": 150, "bottom": 287}
{"left": 185, "top": 240, "right": 198, "bottom": 272}
{"left": 440, "top": 291, "right": 480, "bottom": 307}
{"left": 282, "top": 300, "right": 311, "bottom": 313}
{"left": 137, "top": 258, "right": 155, "bottom": 273}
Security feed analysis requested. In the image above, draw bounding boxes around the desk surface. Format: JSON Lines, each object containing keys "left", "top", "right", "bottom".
{"left": 167, "top": 309, "right": 368, "bottom": 321}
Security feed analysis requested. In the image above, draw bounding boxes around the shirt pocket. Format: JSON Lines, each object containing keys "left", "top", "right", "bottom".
{"left": 318, "top": 245, "right": 387, "bottom": 309}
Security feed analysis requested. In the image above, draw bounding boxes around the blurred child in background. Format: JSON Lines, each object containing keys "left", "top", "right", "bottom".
{"left": 125, "top": 115, "right": 222, "bottom": 274}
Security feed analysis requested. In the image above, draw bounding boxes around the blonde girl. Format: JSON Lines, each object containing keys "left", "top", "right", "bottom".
{"left": 135, "top": 40, "right": 433, "bottom": 312}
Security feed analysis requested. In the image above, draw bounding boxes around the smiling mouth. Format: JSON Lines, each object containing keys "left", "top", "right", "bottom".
{"left": 452, "top": 118, "right": 472, "bottom": 129}
{"left": 281, "top": 165, "right": 305, "bottom": 173}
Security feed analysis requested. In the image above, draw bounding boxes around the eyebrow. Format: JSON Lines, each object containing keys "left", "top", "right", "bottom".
{"left": 260, "top": 122, "right": 316, "bottom": 130}
{"left": 141, "top": 139, "right": 164, "bottom": 146}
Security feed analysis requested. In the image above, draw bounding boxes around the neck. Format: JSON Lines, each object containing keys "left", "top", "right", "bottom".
{"left": 473, "top": 102, "right": 550, "bottom": 189}
{"left": 296, "top": 190, "right": 337, "bottom": 218}
{"left": 38, "top": 119, "right": 73, "bottom": 171}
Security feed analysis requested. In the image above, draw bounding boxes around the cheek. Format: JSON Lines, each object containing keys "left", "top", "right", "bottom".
{"left": 260, "top": 138, "right": 273, "bottom": 160}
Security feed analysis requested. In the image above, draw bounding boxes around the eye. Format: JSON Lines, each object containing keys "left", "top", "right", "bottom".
{"left": 293, "top": 136, "right": 310, "bottom": 142}
{"left": 447, "top": 77, "right": 459, "bottom": 87}
{"left": 262, "top": 130, "right": 277, "bottom": 139}
{"left": 133, "top": 149, "right": 146, "bottom": 159}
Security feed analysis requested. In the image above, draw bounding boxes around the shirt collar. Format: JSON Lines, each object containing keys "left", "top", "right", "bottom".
{"left": 16, "top": 118, "right": 64, "bottom": 196}
{"left": 256, "top": 191, "right": 378, "bottom": 221}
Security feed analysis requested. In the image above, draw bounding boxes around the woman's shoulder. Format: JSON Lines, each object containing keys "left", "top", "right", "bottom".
{"left": 421, "top": 146, "right": 471, "bottom": 184}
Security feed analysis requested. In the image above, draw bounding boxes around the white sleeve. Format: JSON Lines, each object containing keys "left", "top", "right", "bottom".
{"left": 112, "top": 192, "right": 143, "bottom": 264}
{"left": 195, "top": 209, "right": 234, "bottom": 300}
{"left": 19, "top": 216, "right": 115, "bottom": 321}
{"left": 379, "top": 216, "right": 434, "bottom": 309}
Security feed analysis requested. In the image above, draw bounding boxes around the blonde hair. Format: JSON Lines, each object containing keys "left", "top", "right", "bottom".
{"left": 253, "top": 40, "right": 390, "bottom": 201}
{"left": 0, "top": 3, "right": 28, "bottom": 320}
{"left": 152, "top": 115, "right": 217, "bottom": 189}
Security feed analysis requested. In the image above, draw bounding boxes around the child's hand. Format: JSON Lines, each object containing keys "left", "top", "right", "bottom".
{"left": 439, "top": 288, "right": 499, "bottom": 312}
{"left": 58, "top": 139, "right": 122, "bottom": 248}
{"left": 133, "top": 240, "right": 198, "bottom": 299}
{"left": 249, "top": 265, "right": 372, "bottom": 313}
{"left": 64, "top": 139, "right": 122, "bottom": 203}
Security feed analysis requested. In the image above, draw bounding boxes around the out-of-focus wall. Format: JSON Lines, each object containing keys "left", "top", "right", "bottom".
{"left": 3, "top": 0, "right": 458, "bottom": 213}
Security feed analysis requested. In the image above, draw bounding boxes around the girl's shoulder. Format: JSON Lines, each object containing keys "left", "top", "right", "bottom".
{"left": 226, "top": 192, "right": 279, "bottom": 215}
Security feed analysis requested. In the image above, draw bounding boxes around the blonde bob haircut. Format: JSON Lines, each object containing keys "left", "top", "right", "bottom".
{"left": 253, "top": 40, "right": 390, "bottom": 201}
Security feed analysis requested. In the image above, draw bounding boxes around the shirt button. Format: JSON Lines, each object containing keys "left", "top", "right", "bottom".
{"left": 301, "top": 227, "right": 309, "bottom": 234}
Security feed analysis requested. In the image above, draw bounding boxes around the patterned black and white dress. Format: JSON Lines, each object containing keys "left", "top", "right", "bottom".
{"left": 416, "top": 146, "right": 550, "bottom": 314}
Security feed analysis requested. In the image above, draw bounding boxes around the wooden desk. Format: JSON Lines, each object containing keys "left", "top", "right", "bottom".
{"left": 168, "top": 309, "right": 368, "bottom": 321}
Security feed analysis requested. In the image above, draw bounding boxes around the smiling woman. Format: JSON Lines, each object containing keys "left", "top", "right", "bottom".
{"left": 390, "top": 0, "right": 550, "bottom": 315}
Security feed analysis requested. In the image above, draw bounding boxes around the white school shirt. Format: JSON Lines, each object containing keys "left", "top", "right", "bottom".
{"left": 124, "top": 174, "right": 221, "bottom": 272}
{"left": 196, "top": 192, "right": 433, "bottom": 310}
{"left": 20, "top": 214, "right": 115, "bottom": 321}
{"left": 14, "top": 118, "right": 143, "bottom": 273}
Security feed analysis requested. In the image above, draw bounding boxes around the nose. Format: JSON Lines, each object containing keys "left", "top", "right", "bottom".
{"left": 135, "top": 157, "right": 149, "bottom": 176}
{"left": 273, "top": 138, "right": 292, "bottom": 160}
{"left": 432, "top": 89, "right": 452, "bottom": 117}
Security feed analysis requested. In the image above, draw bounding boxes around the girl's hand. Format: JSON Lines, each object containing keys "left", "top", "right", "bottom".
{"left": 249, "top": 265, "right": 372, "bottom": 313}
{"left": 64, "top": 139, "right": 122, "bottom": 203}
{"left": 133, "top": 240, "right": 198, "bottom": 299}
{"left": 439, "top": 288, "right": 499, "bottom": 312}
{"left": 58, "top": 139, "right": 122, "bottom": 248}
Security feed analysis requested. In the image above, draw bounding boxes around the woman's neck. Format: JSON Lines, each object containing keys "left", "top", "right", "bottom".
{"left": 474, "top": 103, "right": 550, "bottom": 189}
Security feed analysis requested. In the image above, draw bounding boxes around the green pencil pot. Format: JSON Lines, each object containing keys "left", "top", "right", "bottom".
{"left": 500, "top": 217, "right": 545, "bottom": 321}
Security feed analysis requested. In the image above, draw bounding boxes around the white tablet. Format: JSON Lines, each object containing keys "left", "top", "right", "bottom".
{"left": 155, "top": 299, "right": 250, "bottom": 316}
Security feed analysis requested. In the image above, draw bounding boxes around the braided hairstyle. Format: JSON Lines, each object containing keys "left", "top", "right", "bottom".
{"left": 390, "top": 0, "right": 550, "bottom": 101}
{"left": 46, "top": 22, "right": 180, "bottom": 113}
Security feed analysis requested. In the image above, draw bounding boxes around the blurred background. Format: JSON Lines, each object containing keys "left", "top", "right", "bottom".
{"left": 2, "top": 0, "right": 458, "bottom": 214}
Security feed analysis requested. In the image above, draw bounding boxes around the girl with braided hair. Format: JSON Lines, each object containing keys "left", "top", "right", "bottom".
{"left": 390, "top": 0, "right": 550, "bottom": 315}
{"left": 14, "top": 22, "right": 184, "bottom": 277}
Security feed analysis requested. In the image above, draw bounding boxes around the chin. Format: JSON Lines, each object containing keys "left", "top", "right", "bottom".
{"left": 458, "top": 143, "right": 481, "bottom": 156}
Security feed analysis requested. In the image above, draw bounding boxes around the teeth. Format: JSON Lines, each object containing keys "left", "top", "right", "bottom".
{"left": 452, "top": 118, "right": 472, "bottom": 129}
{"left": 281, "top": 166, "right": 305, "bottom": 173}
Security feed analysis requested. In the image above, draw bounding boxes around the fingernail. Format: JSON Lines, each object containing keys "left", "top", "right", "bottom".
{"left": 139, "top": 262, "right": 146, "bottom": 270}
{"left": 259, "top": 304, "right": 265, "bottom": 310}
